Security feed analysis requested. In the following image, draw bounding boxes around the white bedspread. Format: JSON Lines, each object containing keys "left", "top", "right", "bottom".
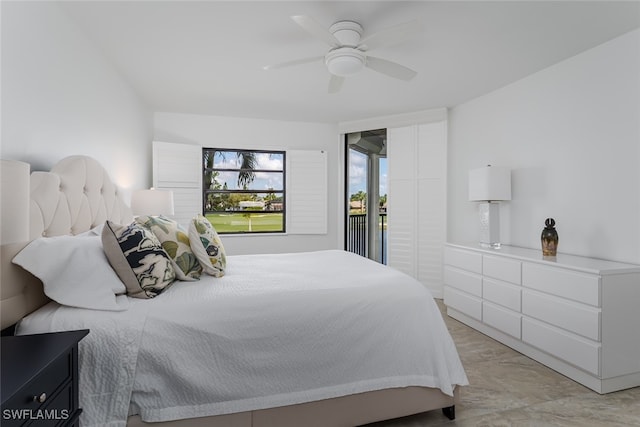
{"left": 17, "top": 250, "right": 468, "bottom": 426}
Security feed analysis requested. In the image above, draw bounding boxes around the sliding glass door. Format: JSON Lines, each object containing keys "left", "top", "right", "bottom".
{"left": 345, "top": 129, "right": 387, "bottom": 264}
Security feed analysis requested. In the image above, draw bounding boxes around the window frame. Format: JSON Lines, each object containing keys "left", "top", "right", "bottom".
{"left": 202, "top": 147, "right": 286, "bottom": 234}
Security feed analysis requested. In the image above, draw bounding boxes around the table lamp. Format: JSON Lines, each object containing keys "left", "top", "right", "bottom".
{"left": 468, "top": 165, "right": 511, "bottom": 248}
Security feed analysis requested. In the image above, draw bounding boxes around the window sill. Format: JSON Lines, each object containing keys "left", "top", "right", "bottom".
{"left": 220, "top": 232, "right": 288, "bottom": 237}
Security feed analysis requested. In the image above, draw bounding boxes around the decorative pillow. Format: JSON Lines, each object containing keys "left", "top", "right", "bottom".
{"left": 12, "top": 234, "right": 130, "bottom": 311}
{"left": 135, "top": 215, "right": 202, "bottom": 281}
{"left": 188, "top": 215, "right": 226, "bottom": 277}
{"left": 101, "top": 220, "right": 176, "bottom": 299}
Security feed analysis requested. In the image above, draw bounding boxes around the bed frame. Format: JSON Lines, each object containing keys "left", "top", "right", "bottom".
{"left": 0, "top": 155, "right": 458, "bottom": 426}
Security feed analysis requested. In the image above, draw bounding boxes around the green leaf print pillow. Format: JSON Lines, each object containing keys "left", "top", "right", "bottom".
{"left": 188, "top": 215, "right": 226, "bottom": 278}
{"left": 135, "top": 215, "right": 202, "bottom": 281}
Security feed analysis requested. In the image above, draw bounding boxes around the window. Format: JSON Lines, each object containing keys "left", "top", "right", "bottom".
{"left": 203, "top": 148, "right": 285, "bottom": 233}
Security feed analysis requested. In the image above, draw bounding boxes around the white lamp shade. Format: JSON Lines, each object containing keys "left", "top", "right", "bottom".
{"left": 468, "top": 166, "right": 511, "bottom": 201}
{"left": 131, "top": 189, "right": 174, "bottom": 216}
{"left": 1, "top": 159, "right": 30, "bottom": 243}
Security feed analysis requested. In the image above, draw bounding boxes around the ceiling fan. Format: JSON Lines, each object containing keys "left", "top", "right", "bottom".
{"left": 264, "top": 15, "right": 420, "bottom": 93}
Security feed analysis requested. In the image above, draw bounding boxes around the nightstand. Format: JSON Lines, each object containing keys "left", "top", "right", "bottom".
{"left": 1, "top": 329, "right": 89, "bottom": 426}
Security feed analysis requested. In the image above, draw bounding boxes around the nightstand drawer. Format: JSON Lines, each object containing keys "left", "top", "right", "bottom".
{"left": 3, "top": 383, "right": 76, "bottom": 427}
{"left": 2, "top": 350, "right": 71, "bottom": 413}
{"left": 37, "top": 382, "right": 75, "bottom": 427}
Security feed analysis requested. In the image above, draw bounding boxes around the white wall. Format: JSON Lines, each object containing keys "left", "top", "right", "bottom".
{"left": 1, "top": 1, "right": 152, "bottom": 202}
{"left": 448, "top": 29, "right": 640, "bottom": 264}
{"left": 154, "top": 112, "right": 343, "bottom": 255}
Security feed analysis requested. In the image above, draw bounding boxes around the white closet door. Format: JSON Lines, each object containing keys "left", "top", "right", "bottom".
{"left": 386, "top": 121, "right": 447, "bottom": 297}
{"left": 387, "top": 179, "right": 417, "bottom": 277}
{"left": 416, "top": 121, "right": 447, "bottom": 295}
{"left": 152, "top": 141, "right": 201, "bottom": 229}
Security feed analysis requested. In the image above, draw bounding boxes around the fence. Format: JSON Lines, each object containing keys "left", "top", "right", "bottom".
{"left": 347, "top": 213, "right": 387, "bottom": 264}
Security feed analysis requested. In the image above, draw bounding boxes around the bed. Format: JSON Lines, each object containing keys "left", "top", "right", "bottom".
{"left": 0, "top": 155, "right": 467, "bottom": 427}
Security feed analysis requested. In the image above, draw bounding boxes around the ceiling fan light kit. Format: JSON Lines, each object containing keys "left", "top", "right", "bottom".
{"left": 325, "top": 48, "right": 365, "bottom": 76}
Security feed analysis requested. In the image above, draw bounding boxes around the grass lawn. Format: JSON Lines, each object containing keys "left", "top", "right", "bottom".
{"left": 206, "top": 213, "right": 283, "bottom": 233}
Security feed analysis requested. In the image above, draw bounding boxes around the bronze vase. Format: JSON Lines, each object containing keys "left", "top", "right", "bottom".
{"left": 541, "top": 218, "right": 558, "bottom": 256}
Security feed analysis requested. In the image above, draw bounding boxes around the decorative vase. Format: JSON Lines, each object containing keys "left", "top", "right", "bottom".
{"left": 541, "top": 218, "right": 558, "bottom": 256}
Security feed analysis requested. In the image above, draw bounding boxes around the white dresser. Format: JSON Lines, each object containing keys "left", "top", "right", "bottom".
{"left": 443, "top": 242, "right": 640, "bottom": 393}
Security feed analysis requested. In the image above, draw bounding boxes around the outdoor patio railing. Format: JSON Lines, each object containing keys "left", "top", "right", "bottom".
{"left": 347, "top": 213, "right": 387, "bottom": 264}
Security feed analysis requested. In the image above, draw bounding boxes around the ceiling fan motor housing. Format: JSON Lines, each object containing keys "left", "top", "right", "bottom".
{"left": 329, "top": 21, "right": 363, "bottom": 46}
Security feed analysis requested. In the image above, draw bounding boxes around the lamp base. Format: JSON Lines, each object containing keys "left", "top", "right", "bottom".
{"left": 478, "top": 202, "right": 501, "bottom": 248}
{"left": 480, "top": 242, "right": 502, "bottom": 249}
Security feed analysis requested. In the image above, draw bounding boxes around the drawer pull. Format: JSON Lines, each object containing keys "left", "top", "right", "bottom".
{"left": 33, "top": 393, "right": 47, "bottom": 403}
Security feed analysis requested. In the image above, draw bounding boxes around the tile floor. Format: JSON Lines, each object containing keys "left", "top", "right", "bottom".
{"left": 364, "top": 300, "right": 640, "bottom": 427}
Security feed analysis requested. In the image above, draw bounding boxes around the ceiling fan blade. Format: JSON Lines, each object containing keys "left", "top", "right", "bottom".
{"left": 328, "top": 74, "right": 345, "bottom": 93}
{"left": 366, "top": 56, "right": 417, "bottom": 81}
{"left": 263, "top": 56, "right": 323, "bottom": 71}
{"left": 358, "top": 20, "right": 421, "bottom": 51}
{"left": 291, "top": 15, "right": 341, "bottom": 48}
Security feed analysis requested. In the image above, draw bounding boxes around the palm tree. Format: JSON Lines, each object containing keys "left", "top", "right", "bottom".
{"left": 235, "top": 151, "right": 257, "bottom": 188}
{"left": 204, "top": 150, "right": 257, "bottom": 189}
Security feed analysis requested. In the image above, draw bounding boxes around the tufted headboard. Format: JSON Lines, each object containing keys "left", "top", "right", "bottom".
{"left": 0, "top": 155, "right": 133, "bottom": 329}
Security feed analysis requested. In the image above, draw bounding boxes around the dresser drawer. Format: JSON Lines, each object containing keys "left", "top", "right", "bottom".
{"left": 483, "top": 255, "right": 521, "bottom": 284}
{"left": 522, "top": 317, "right": 600, "bottom": 376}
{"left": 444, "top": 266, "right": 482, "bottom": 297}
{"left": 2, "top": 349, "right": 71, "bottom": 414}
{"left": 483, "top": 277, "right": 521, "bottom": 311}
{"left": 522, "top": 290, "right": 600, "bottom": 341}
{"left": 444, "top": 286, "right": 482, "bottom": 321}
{"left": 444, "top": 247, "right": 482, "bottom": 273}
{"left": 522, "top": 263, "right": 600, "bottom": 306}
{"left": 483, "top": 301, "right": 521, "bottom": 339}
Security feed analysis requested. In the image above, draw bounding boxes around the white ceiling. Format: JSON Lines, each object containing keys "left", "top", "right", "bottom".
{"left": 59, "top": 1, "right": 640, "bottom": 123}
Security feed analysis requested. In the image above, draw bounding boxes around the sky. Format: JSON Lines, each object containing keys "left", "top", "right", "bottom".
{"left": 349, "top": 150, "right": 388, "bottom": 197}
{"left": 212, "top": 151, "right": 283, "bottom": 191}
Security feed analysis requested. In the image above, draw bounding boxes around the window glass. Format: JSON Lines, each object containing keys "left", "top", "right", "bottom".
{"left": 203, "top": 149, "right": 285, "bottom": 233}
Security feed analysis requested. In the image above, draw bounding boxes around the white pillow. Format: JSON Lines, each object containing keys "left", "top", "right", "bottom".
{"left": 12, "top": 234, "right": 130, "bottom": 311}
{"left": 81, "top": 223, "right": 105, "bottom": 236}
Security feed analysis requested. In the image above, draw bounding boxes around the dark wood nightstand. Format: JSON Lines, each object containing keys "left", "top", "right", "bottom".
{"left": 1, "top": 330, "right": 89, "bottom": 427}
